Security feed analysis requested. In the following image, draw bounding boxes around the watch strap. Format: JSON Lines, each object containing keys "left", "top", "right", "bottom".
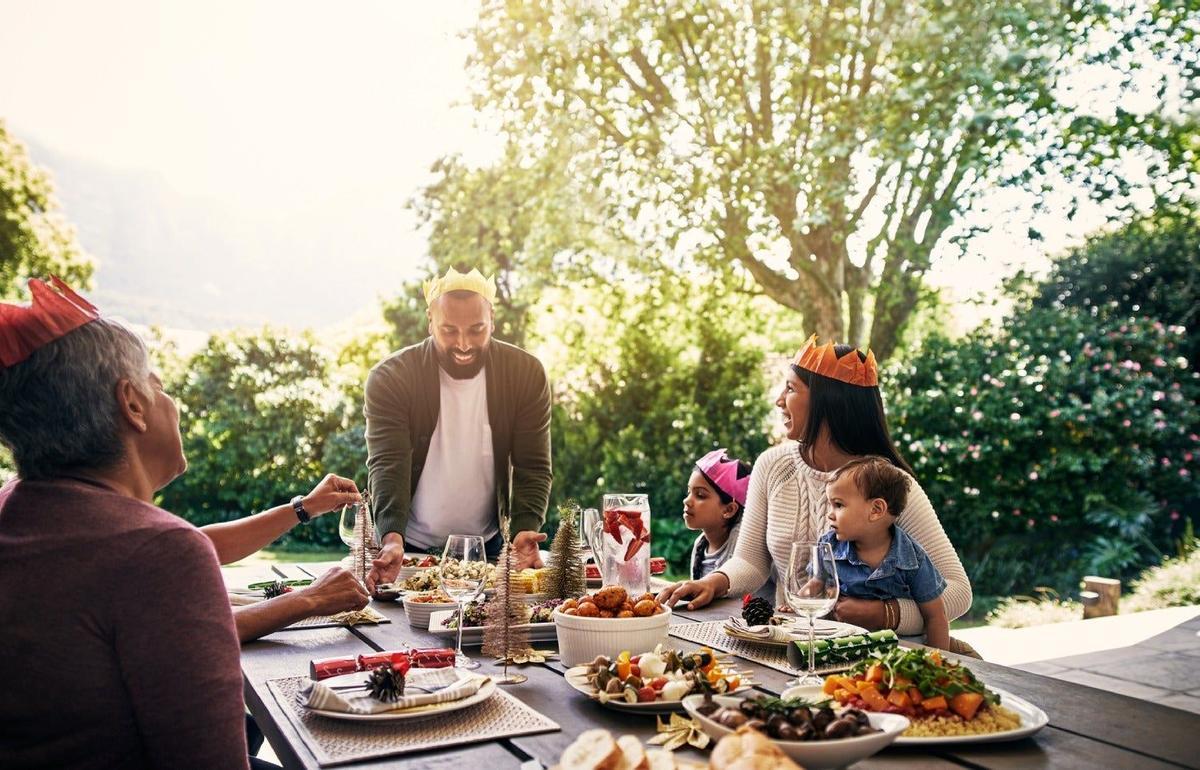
{"left": 291, "top": 495, "right": 311, "bottom": 524}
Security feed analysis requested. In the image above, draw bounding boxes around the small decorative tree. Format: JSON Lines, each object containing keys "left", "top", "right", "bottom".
{"left": 543, "top": 501, "right": 587, "bottom": 600}
{"left": 481, "top": 523, "right": 530, "bottom": 685}
{"left": 349, "top": 491, "right": 379, "bottom": 587}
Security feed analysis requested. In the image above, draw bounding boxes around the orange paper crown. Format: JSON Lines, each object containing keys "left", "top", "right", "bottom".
{"left": 0, "top": 277, "right": 101, "bottom": 368}
{"left": 792, "top": 334, "right": 878, "bottom": 387}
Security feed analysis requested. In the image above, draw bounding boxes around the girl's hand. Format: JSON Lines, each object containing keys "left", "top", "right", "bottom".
{"left": 656, "top": 573, "right": 727, "bottom": 610}
{"left": 833, "top": 596, "right": 889, "bottom": 630}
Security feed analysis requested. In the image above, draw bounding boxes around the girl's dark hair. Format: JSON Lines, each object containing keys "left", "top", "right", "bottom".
{"left": 792, "top": 345, "right": 913, "bottom": 475}
{"left": 689, "top": 458, "right": 752, "bottom": 580}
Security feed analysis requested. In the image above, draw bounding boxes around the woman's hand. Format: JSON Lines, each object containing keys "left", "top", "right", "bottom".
{"left": 656, "top": 573, "right": 728, "bottom": 610}
{"left": 302, "top": 473, "right": 361, "bottom": 516}
{"left": 833, "top": 596, "right": 888, "bottom": 630}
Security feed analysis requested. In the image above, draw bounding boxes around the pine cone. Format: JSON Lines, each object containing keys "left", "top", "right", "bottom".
{"left": 741, "top": 594, "right": 774, "bottom": 627}
{"left": 263, "top": 580, "right": 290, "bottom": 600}
{"left": 366, "top": 664, "right": 406, "bottom": 702}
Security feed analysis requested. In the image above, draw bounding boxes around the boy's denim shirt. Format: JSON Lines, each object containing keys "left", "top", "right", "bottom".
{"left": 818, "top": 527, "right": 946, "bottom": 604}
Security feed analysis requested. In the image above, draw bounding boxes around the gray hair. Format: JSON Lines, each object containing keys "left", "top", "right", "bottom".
{"left": 0, "top": 318, "right": 152, "bottom": 480}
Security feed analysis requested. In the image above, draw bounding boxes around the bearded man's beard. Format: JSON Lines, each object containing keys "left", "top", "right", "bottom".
{"left": 436, "top": 344, "right": 487, "bottom": 379}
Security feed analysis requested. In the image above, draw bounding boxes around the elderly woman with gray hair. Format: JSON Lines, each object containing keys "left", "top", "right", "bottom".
{"left": 0, "top": 279, "right": 363, "bottom": 770}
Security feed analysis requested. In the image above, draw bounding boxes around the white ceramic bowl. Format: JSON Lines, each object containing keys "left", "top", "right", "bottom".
{"left": 553, "top": 605, "right": 672, "bottom": 667}
{"left": 683, "top": 693, "right": 909, "bottom": 770}
{"left": 402, "top": 593, "right": 459, "bottom": 629}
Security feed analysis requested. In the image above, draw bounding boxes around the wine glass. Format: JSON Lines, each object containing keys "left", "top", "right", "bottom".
{"left": 580, "top": 507, "right": 599, "bottom": 565}
{"left": 784, "top": 540, "right": 839, "bottom": 687}
{"left": 338, "top": 503, "right": 360, "bottom": 547}
{"left": 441, "top": 534, "right": 486, "bottom": 670}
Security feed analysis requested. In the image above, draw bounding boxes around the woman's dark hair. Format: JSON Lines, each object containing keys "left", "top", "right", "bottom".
{"left": 792, "top": 344, "right": 913, "bottom": 475}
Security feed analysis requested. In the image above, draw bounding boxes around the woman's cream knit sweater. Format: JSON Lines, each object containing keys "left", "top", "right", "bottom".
{"left": 717, "top": 443, "right": 973, "bottom": 635}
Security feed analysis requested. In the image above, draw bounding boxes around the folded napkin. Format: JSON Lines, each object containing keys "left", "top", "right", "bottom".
{"left": 724, "top": 617, "right": 848, "bottom": 643}
{"left": 303, "top": 666, "right": 488, "bottom": 715}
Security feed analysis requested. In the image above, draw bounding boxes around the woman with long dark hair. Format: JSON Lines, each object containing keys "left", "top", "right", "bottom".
{"left": 658, "top": 336, "right": 972, "bottom": 636}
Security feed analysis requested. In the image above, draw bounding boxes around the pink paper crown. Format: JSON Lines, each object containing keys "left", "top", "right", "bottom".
{"left": 0, "top": 277, "right": 101, "bottom": 368}
{"left": 696, "top": 448, "right": 750, "bottom": 506}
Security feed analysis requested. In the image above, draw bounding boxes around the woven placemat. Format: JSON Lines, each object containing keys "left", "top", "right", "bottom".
{"left": 669, "top": 621, "right": 851, "bottom": 676}
{"left": 267, "top": 676, "right": 560, "bottom": 767}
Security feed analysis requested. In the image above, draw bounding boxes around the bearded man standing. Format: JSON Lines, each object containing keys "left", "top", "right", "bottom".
{"left": 365, "top": 267, "right": 552, "bottom": 589}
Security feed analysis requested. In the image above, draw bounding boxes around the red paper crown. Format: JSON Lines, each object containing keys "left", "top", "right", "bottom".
{"left": 792, "top": 334, "right": 878, "bottom": 387}
{"left": 0, "top": 277, "right": 101, "bottom": 368}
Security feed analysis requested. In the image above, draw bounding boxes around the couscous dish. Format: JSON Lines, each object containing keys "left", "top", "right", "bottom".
{"left": 825, "top": 647, "right": 1020, "bottom": 737}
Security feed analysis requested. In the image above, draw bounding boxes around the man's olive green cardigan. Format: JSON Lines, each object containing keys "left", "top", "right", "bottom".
{"left": 364, "top": 337, "right": 553, "bottom": 543}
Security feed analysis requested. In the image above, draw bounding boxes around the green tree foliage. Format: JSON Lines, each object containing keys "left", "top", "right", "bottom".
{"left": 888, "top": 307, "right": 1200, "bottom": 597}
{"left": 410, "top": 141, "right": 609, "bottom": 347}
{"left": 543, "top": 278, "right": 779, "bottom": 569}
{"left": 1031, "top": 209, "right": 1200, "bottom": 368}
{"left": 0, "top": 119, "right": 93, "bottom": 297}
{"left": 158, "top": 330, "right": 345, "bottom": 548}
{"left": 463, "top": 0, "right": 1193, "bottom": 360}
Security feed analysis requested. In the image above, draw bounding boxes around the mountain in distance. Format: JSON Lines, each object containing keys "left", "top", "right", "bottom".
{"left": 23, "top": 137, "right": 417, "bottom": 336}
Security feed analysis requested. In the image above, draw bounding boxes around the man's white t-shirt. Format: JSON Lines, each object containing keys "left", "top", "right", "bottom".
{"left": 406, "top": 367, "right": 497, "bottom": 550}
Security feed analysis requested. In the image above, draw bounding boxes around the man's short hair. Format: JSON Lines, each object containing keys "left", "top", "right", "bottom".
{"left": 0, "top": 318, "right": 151, "bottom": 480}
{"left": 832, "top": 456, "right": 910, "bottom": 516}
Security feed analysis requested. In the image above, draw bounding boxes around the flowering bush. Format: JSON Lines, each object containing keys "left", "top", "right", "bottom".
{"left": 887, "top": 306, "right": 1200, "bottom": 597}
{"left": 1124, "top": 536, "right": 1200, "bottom": 612}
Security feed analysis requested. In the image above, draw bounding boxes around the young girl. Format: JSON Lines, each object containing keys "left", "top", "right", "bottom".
{"left": 685, "top": 449, "right": 774, "bottom": 600}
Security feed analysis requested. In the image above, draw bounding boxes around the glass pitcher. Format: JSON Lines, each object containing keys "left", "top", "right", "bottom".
{"left": 590, "top": 493, "right": 652, "bottom": 596}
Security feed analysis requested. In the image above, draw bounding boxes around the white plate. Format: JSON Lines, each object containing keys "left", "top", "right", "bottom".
{"left": 564, "top": 665, "right": 751, "bottom": 714}
{"left": 781, "top": 684, "right": 1049, "bottom": 745}
{"left": 894, "top": 687, "right": 1048, "bottom": 744}
{"left": 683, "top": 693, "right": 909, "bottom": 770}
{"left": 305, "top": 676, "right": 496, "bottom": 722}
{"left": 723, "top": 618, "right": 867, "bottom": 647}
{"left": 427, "top": 609, "right": 559, "bottom": 645}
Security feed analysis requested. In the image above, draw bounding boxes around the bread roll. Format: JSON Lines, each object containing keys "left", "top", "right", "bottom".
{"left": 616, "top": 735, "right": 649, "bottom": 770}
{"left": 560, "top": 729, "right": 623, "bottom": 770}
{"left": 709, "top": 727, "right": 801, "bottom": 770}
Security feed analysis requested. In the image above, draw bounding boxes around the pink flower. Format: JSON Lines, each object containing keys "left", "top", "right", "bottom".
{"left": 1049, "top": 409, "right": 1061, "bottom": 418}
{"left": 1154, "top": 357, "right": 1166, "bottom": 367}
{"left": 972, "top": 411, "right": 984, "bottom": 421}
{"left": 1029, "top": 471, "right": 1039, "bottom": 480}
{"left": 1027, "top": 519, "right": 1036, "bottom": 527}
{"left": 1103, "top": 363, "right": 1112, "bottom": 370}
{"left": 1171, "top": 511, "right": 1181, "bottom": 520}
{"left": 1182, "top": 469, "right": 1192, "bottom": 478}
{"left": 1123, "top": 419, "right": 1132, "bottom": 427}
{"left": 1013, "top": 509, "right": 1022, "bottom": 516}
{"left": 1162, "top": 458, "right": 1172, "bottom": 467}
{"left": 1050, "top": 515, "right": 1059, "bottom": 522}
{"left": 1185, "top": 452, "right": 1193, "bottom": 462}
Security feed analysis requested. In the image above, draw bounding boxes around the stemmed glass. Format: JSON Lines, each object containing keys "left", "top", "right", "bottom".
{"left": 784, "top": 540, "right": 839, "bottom": 687}
{"left": 338, "top": 503, "right": 360, "bottom": 547}
{"left": 580, "top": 507, "right": 599, "bottom": 566}
{"left": 441, "top": 534, "right": 486, "bottom": 670}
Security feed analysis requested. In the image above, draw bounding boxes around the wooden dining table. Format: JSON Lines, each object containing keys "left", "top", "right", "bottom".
{"left": 233, "top": 562, "right": 1198, "bottom": 770}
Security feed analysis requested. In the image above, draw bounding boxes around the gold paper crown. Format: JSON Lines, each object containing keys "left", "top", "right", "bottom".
{"left": 422, "top": 267, "right": 498, "bottom": 306}
{"left": 792, "top": 334, "right": 878, "bottom": 387}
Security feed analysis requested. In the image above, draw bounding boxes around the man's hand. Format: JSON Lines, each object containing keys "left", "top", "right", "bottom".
{"left": 656, "top": 573, "right": 728, "bottom": 611}
{"left": 303, "top": 473, "right": 362, "bottom": 517}
{"left": 833, "top": 596, "right": 888, "bottom": 630}
{"left": 512, "top": 530, "right": 548, "bottom": 569}
{"left": 367, "top": 533, "right": 405, "bottom": 593}
{"left": 297, "top": 567, "right": 369, "bottom": 616}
